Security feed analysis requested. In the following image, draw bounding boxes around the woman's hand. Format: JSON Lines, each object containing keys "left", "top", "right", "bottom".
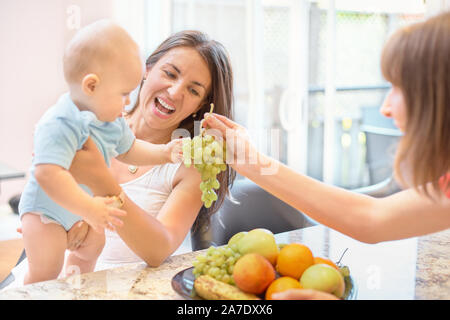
{"left": 271, "top": 289, "right": 340, "bottom": 300}
{"left": 18, "top": 220, "right": 93, "bottom": 251}
{"left": 203, "top": 113, "right": 258, "bottom": 174}
{"left": 67, "top": 221, "right": 90, "bottom": 251}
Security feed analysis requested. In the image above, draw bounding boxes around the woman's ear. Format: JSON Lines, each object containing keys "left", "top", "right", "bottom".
{"left": 81, "top": 74, "right": 100, "bottom": 96}
{"left": 193, "top": 103, "right": 207, "bottom": 118}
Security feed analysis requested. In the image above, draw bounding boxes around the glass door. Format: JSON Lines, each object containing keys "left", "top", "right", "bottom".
{"left": 308, "top": 0, "right": 425, "bottom": 188}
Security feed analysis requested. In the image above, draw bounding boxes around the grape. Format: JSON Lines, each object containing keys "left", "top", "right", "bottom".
{"left": 339, "top": 265, "right": 350, "bottom": 278}
{"left": 181, "top": 133, "right": 227, "bottom": 209}
{"left": 224, "top": 247, "right": 233, "bottom": 257}
{"left": 212, "top": 179, "right": 220, "bottom": 189}
{"left": 222, "top": 274, "right": 231, "bottom": 284}
{"left": 192, "top": 244, "right": 242, "bottom": 285}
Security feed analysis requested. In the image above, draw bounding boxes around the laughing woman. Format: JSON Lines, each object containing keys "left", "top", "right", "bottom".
{"left": 69, "top": 30, "right": 236, "bottom": 269}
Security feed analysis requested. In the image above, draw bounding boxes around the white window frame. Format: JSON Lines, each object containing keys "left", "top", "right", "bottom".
{"left": 247, "top": 0, "right": 311, "bottom": 173}
{"left": 113, "top": 0, "right": 173, "bottom": 55}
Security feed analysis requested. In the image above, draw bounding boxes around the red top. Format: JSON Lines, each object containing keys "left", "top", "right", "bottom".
{"left": 439, "top": 173, "right": 450, "bottom": 199}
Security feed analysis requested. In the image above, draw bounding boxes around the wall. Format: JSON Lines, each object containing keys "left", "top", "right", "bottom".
{"left": 0, "top": 0, "right": 114, "bottom": 204}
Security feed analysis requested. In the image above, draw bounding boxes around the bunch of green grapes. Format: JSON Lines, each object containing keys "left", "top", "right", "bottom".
{"left": 182, "top": 134, "right": 227, "bottom": 208}
{"left": 192, "top": 244, "right": 242, "bottom": 285}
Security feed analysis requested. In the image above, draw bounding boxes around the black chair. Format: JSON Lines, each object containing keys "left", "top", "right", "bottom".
{"left": 360, "top": 105, "right": 402, "bottom": 185}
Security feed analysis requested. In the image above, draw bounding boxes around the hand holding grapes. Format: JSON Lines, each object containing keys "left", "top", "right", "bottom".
{"left": 203, "top": 113, "right": 258, "bottom": 175}
{"left": 181, "top": 105, "right": 228, "bottom": 208}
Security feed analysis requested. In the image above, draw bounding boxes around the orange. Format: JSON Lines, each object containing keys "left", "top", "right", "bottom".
{"left": 265, "top": 276, "right": 302, "bottom": 300}
{"left": 313, "top": 257, "right": 339, "bottom": 270}
{"left": 276, "top": 243, "right": 314, "bottom": 279}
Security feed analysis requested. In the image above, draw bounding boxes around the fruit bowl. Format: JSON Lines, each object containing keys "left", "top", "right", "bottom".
{"left": 171, "top": 267, "right": 358, "bottom": 300}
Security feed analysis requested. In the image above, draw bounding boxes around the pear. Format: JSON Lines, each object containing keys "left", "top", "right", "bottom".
{"left": 227, "top": 231, "right": 247, "bottom": 247}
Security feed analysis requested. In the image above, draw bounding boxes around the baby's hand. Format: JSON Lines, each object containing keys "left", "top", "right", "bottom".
{"left": 84, "top": 196, "right": 127, "bottom": 233}
{"left": 165, "top": 138, "right": 184, "bottom": 163}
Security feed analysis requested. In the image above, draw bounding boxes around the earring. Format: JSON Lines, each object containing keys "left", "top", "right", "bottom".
{"left": 192, "top": 113, "right": 197, "bottom": 119}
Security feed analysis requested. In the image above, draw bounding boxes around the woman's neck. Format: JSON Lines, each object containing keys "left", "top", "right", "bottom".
{"left": 126, "top": 110, "right": 174, "bottom": 144}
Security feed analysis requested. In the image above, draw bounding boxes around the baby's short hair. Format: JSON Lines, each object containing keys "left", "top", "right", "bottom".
{"left": 63, "top": 19, "right": 138, "bottom": 84}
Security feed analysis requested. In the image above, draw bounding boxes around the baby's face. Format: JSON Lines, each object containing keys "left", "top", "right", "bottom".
{"left": 91, "top": 52, "right": 143, "bottom": 122}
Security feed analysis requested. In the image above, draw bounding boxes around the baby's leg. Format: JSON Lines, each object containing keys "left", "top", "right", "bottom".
{"left": 21, "top": 213, "right": 67, "bottom": 285}
{"left": 65, "top": 228, "right": 105, "bottom": 276}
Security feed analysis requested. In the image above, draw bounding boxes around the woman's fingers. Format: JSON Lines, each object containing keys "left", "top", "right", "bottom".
{"left": 209, "top": 113, "right": 240, "bottom": 129}
{"left": 109, "top": 207, "right": 127, "bottom": 217}
{"left": 106, "top": 208, "right": 127, "bottom": 228}
{"left": 204, "top": 113, "right": 234, "bottom": 136}
{"left": 108, "top": 216, "right": 124, "bottom": 228}
{"left": 67, "top": 221, "right": 89, "bottom": 251}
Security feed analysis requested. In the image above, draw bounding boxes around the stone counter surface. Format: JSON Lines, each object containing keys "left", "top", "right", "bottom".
{"left": 0, "top": 225, "right": 449, "bottom": 299}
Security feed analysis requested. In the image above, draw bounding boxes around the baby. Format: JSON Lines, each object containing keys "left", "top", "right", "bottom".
{"left": 18, "top": 20, "right": 182, "bottom": 285}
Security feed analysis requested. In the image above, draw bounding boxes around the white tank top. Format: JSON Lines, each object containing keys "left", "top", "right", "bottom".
{"left": 96, "top": 162, "right": 182, "bottom": 270}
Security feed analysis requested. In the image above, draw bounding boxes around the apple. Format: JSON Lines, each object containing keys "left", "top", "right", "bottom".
{"left": 236, "top": 229, "right": 279, "bottom": 265}
{"left": 227, "top": 231, "right": 247, "bottom": 247}
{"left": 299, "top": 264, "right": 346, "bottom": 298}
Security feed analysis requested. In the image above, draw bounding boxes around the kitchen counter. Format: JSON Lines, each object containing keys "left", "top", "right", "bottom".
{"left": 0, "top": 225, "right": 448, "bottom": 299}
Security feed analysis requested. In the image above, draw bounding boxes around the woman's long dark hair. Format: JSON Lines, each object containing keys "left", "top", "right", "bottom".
{"left": 127, "top": 30, "right": 236, "bottom": 227}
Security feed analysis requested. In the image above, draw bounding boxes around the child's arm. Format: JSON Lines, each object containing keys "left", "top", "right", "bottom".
{"left": 116, "top": 138, "right": 183, "bottom": 166}
{"left": 34, "top": 163, "right": 127, "bottom": 233}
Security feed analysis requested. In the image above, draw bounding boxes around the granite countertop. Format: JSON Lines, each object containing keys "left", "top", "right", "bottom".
{"left": 0, "top": 225, "right": 448, "bottom": 300}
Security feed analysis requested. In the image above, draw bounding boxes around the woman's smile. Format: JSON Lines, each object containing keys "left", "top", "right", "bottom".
{"left": 152, "top": 97, "right": 176, "bottom": 119}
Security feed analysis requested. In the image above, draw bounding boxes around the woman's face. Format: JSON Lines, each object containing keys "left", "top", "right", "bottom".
{"left": 138, "top": 46, "right": 212, "bottom": 131}
{"left": 380, "top": 85, "right": 407, "bottom": 132}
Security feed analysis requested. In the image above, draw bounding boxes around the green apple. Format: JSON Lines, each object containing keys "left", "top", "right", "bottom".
{"left": 227, "top": 231, "right": 247, "bottom": 247}
{"left": 300, "top": 264, "right": 346, "bottom": 298}
{"left": 236, "top": 229, "right": 279, "bottom": 265}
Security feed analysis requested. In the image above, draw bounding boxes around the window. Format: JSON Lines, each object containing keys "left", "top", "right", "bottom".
{"left": 115, "top": 0, "right": 428, "bottom": 187}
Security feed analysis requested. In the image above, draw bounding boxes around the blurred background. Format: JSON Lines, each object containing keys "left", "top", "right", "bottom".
{"left": 0, "top": 0, "right": 449, "bottom": 237}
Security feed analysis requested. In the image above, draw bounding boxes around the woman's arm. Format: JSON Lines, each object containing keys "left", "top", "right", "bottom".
{"left": 113, "top": 165, "right": 202, "bottom": 266}
{"left": 204, "top": 114, "right": 450, "bottom": 243}
{"left": 70, "top": 138, "right": 203, "bottom": 266}
{"left": 246, "top": 153, "right": 450, "bottom": 242}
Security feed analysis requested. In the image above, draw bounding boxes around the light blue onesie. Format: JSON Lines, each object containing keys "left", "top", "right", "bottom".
{"left": 19, "top": 93, "right": 135, "bottom": 231}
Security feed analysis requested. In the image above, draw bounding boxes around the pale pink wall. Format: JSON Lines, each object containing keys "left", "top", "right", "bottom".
{"left": 0, "top": 0, "right": 114, "bottom": 204}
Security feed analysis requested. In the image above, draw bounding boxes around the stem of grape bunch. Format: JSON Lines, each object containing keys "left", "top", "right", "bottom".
{"left": 182, "top": 103, "right": 227, "bottom": 209}
{"left": 199, "top": 103, "right": 215, "bottom": 137}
